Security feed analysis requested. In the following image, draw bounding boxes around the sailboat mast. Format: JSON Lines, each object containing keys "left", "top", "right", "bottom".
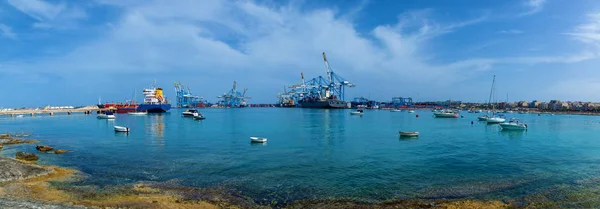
{"left": 488, "top": 75, "right": 496, "bottom": 110}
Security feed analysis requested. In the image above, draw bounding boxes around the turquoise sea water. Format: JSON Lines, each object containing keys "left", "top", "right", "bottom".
{"left": 3, "top": 109, "right": 600, "bottom": 205}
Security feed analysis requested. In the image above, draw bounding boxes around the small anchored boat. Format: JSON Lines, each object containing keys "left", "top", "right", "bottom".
{"left": 128, "top": 111, "right": 147, "bottom": 116}
{"left": 350, "top": 109, "right": 364, "bottom": 116}
{"left": 390, "top": 109, "right": 402, "bottom": 112}
{"left": 97, "top": 112, "right": 115, "bottom": 119}
{"left": 486, "top": 116, "right": 506, "bottom": 124}
{"left": 399, "top": 131, "right": 419, "bottom": 137}
{"left": 250, "top": 137, "right": 267, "bottom": 143}
{"left": 499, "top": 119, "right": 527, "bottom": 130}
{"left": 114, "top": 126, "right": 130, "bottom": 132}
{"left": 182, "top": 109, "right": 199, "bottom": 117}
{"left": 433, "top": 110, "right": 458, "bottom": 118}
{"left": 477, "top": 115, "right": 490, "bottom": 121}
{"left": 408, "top": 110, "right": 415, "bottom": 113}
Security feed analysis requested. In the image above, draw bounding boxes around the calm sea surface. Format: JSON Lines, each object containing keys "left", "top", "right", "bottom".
{"left": 2, "top": 109, "right": 600, "bottom": 203}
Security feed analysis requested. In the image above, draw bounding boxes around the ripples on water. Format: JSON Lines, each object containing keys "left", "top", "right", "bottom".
{"left": 2, "top": 109, "right": 600, "bottom": 205}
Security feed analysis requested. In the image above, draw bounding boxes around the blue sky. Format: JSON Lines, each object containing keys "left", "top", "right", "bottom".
{"left": 1, "top": 0, "right": 600, "bottom": 107}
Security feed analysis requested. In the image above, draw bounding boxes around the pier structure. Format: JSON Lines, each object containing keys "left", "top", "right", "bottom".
{"left": 0, "top": 106, "right": 100, "bottom": 116}
{"left": 217, "top": 81, "right": 250, "bottom": 108}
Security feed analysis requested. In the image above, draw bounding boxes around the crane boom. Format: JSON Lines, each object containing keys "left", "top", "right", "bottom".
{"left": 322, "top": 52, "right": 332, "bottom": 84}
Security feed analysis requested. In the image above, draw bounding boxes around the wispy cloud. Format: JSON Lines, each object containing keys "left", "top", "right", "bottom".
{"left": 0, "top": 24, "right": 17, "bottom": 39}
{"left": 565, "top": 13, "right": 600, "bottom": 47}
{"left": 6, "top": 0, "right": 86, "bottom": 29}
{"left": 518, "top": 0, "right": 546, "bottom": 17}
{"left": 499, "top": 29, "right": 523, "bottom": 34}
{"left": 7, "top": 0, "right": 65, "bottom": 21}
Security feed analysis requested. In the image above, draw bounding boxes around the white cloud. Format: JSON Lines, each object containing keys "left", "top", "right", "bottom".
{"left": 499, "top": 29, "right": 523, "bottom": 34}
{"left": 2, "top": 0, "right": 597, "bottom": 102}
{"left": 7, "top": 0, "right": 86, "bottom": 29}
{"left": 566, "top": 13, "right": 600, "bottom": 47}
{"left": 0, "top": 24, "right": 16, "bottom": 39}
{"left": 519, "top": 0, "right": 546, "bottom": 16}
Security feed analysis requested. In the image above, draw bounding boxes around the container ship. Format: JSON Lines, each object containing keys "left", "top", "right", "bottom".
{"left": 298, "top": 95, "right": 347, "bottom": 108}
{"left": 136, "top": 81, "right": 171, "bottom": 113}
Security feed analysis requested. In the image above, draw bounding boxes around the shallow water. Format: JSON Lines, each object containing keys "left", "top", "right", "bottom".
{"left": 2, "top": 109, "right": 600, "bottom": 204}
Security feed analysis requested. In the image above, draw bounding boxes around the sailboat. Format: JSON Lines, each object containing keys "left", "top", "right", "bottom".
{"left": 486, "top": 75, "right": 505, "bottom": 124}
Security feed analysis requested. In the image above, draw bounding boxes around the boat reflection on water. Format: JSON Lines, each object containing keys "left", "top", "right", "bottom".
{"left": 250, "top": 142, "right": 267, "bottom": 146}
{"left": 499, "top": 129, "right": 525, "bottom": 139}
{"left": 147, "top": 114, "right": 165, "bottom": 145}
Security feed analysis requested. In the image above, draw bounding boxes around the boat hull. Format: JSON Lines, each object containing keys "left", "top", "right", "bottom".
{"left": 486, "top": 117, "right": 506, "bottom": 124}
{"left": 116, "top": 107, "right": 138, "bottom": 113}
{"left": 434, "top": 113, "right": 458, "bottom": 118}
{"left": 500, "top": 123, "right": 527, "bottom": 130}
{"left": 299, "top": 99, "right": 346, "bottom": 109}
{"left": 97, "top": 115, "right": 115, "bottom": 119}
{"left": 137, "top": 104, "right": 171, "bottom": 113}
{"left": 114, "top": 126, "right": 129, "bottom": 132}
{"left": 399, "top": 132, "right": 419, "bottom": 137}
{"left": 250, "top": 137, "right": 267, "bottom": 143}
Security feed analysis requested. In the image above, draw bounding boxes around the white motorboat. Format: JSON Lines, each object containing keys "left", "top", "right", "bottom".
{"left": 16, "top": 115, "right": 24, "bottom": 118}
{"left": 477, "top": 115, "right": 490, "bottom": 121}
{"left": 499, "top": 121, "right": 527, "bottom": 130}
{"left": 408, "top": 110, "right": 415, "bottom": 113}
{"left": 114, "top": 126, "right": 130, "bottom": 132}
{"left": 399, "top": 131, "right": 419, "bottom": 137}
{"left": 128, "top": 111, "right": 147, "bottom": 116}
{"left": 350, "top": 109, "right": 364, "bottom": 116}
{"left": 97, "top": 112, "right": 115, "bottom": 119}
{"left": 250, "top": 137, "right": 267, "bottom": 143}
{"left": 486, "top": 117, "right": 506, "bottom": 124}
{"left": 182, "top": 109, "right": 199, "bottom": 117}
{"left": 390, "top": 109, "right": 402, "bottom": 112}
{"left": 433, "top": 110, "right": 458, "bottom": 118}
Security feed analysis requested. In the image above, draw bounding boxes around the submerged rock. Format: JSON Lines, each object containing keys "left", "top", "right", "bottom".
{"left": 36, "top": 145, "right": 54, "bottom": 152}
{"left": 0, "top": 145, "right": 3, "bottom": 150}
{"left": 16, "top": 152, "right": 39, "bottom": 161}
{"left": 54, "top": 150, "right": 69, "bottom": 154}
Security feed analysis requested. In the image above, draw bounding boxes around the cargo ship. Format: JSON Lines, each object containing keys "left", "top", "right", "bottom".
{"left": 116, "top": 101, "right": 139, "bottom": 113}
{"left": 136, "top": 81, "right": 171, "bottom": 113}
{"left": 298, "top": 96, "right": 347, "bottom": 108}
{"left": 96, "top": 101, "right": 139, "bottom": 113}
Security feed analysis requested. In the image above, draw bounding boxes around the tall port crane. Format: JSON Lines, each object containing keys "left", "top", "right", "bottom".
{"left": 217, "top": 81, "right": 251, "bottom": 107}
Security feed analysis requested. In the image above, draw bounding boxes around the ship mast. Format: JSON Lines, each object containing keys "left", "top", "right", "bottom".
{"left": 488, "top": 75, "right": 495, "bottom": 110}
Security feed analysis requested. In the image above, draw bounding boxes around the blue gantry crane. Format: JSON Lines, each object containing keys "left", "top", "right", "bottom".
{"left": 289, "top": 53, "right": 355, "bottom": 101}
{"left": 174, "top": 81, "right": 208, "bottom": 108}
{"left": 391, "top": 97, "right": 414, "bottom": 108}
{"left": 217, "top": 81, "right": 250, "bottom": 107}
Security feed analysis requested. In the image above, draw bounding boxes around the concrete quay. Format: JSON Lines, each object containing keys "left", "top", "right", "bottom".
{"left": 0, "top": 106, "right": 101, "bottom": 117}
